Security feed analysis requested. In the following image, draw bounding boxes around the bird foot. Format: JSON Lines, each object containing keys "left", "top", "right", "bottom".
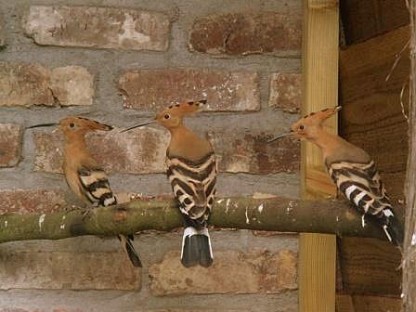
{"left": 64, "top": 205, "right": 86, "bottom": 213}
{"left": 80, "top": 207, "right": 95, "bottom": 220}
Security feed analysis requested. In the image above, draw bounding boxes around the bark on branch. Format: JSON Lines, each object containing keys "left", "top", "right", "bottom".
{"left": 0, "top": 196, "right": 395, "bottom": 244}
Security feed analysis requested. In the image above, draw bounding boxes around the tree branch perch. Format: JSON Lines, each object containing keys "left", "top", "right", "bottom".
{"left": 0, "top": 196, "right": 398, "bottom": 244}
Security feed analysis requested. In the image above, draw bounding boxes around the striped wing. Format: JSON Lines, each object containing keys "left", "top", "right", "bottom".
{"left": 327, "top": 160, "right": 392, "bottom": 216}
{"left": 78, "top": 166, "right": 142, "bottom": 266}
{"left": 166, "top": 153, "right": 217, "bottom": 222}
{"left": 78, "top": 166, "right": 117, "bottom": 207}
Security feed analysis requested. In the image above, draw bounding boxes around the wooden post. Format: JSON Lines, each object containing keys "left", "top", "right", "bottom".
{"left": 402, "top": 1, "right": 416, "bottom": 310}
{"left": 299, "top": 0, "right": 339, "bottom": 311}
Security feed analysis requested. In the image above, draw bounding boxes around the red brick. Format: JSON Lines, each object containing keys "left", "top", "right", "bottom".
{"left": 0, "top": 124, "right": 23, "bottom": 167}
{"left": 0, "top": 63, "right": 94, "bottom": 107}
{"left": 25, "top": 6, "right": 170, "bottom": 51}
{"left": 269, "top": 73, "right": 301, "bottom": 113}
{"left": 94, "top": 127, "right": 169, "bottom": 174}
{"left": 0, "top": 250, "right": 140, "bottom": 290}
{"left": 0, "top": 305, "right": 265, "bottom": 312}
{"left": 0, "top": 63, "right": 53, "bottom": 106}
{"left": 0, "top": 14, "right": 5, "bottom": 47}
{"left": 33, "top": 131, "right": 64, "bottom": 173}
{"left": 33, "top": 127, "right": 169, "bottom": 174}
{"left": 213, "top": 133, "right": 300, "bottom": 174}
{"left": 149, "top": 249, "right": 297, "bottom": 295}
{"left": 119, "top": 69, "right": 259, "bottom": 112}
{"left": 0, "top": 189, "right": 66, "bottom": 214}
{"left": 150, "top": 310, "right": 247, "bottom": 312}
{"left": 33, "top": 127, "right": 299, "bottom": 175}
{"left": 50, "top": 66, "right": 94, "bottom": 106}
{"left": 0, "top": 307, "right": 85, "bottom": 312}
{"left": 189, "top": 12, "right": 301, "bottom": 55}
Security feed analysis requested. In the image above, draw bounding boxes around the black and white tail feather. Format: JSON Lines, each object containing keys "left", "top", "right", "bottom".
{"left": 327, "top": 160, "right": 403, "bottom": 246}
{"left": 78, "top": 165, "right": 142, "bottom": 267}
{"left": 167, "top": 153, "right": 217, "bottom": 267}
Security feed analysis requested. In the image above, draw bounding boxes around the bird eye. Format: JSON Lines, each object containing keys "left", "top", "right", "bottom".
{"left": 69, "top": 123, "right": 75, "bottom": 128}
{"left": 164, "top": 114, "right": 171, "bottom": 120}
{"left": 299, "top": 125, "right": 305, "bottom": 130}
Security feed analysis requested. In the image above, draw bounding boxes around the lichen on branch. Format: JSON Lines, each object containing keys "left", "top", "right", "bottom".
{"left": 0, "top": 195, "right": 393, "bottom": 244}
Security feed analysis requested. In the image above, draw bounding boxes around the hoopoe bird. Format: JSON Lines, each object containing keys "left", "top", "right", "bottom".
{"left": 122, "top": 100, "right": 217, "bottom": 267}
{"left": 28, "top": 117, "right": 142, "bottom": 267}
{"left": 270, "top": 106, "right": 403, "bottom": 246}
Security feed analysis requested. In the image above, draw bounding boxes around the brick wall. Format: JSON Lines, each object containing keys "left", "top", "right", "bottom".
{"left": 0, "top": 0, "right": 301, "bottom": 311}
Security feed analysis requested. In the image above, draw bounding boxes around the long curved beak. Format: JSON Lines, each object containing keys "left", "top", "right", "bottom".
{"left": 26, "top": 123, "right": 57, "bottom": 129}
{"left": 267, "top": 131, "right": 292, "bottom": 143}
{"left": 120, "top": 120, "right": 155, "bottom": 133}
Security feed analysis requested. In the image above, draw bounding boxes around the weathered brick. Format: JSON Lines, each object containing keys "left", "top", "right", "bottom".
{"left": 33, "top": 127, "right": 299, "bottom": 175}
{"left": 189, "top": 12, "right": 301, "bottom": 55}
{"left": 52, "top": 309, "right": 85, "bottom": 312}
{"left": 0, "top": 63, "right": 94, "bottom": 107}
{"left": 33, "top": 127, "right": 169, "bottom": 174}
{"left": 0, "top": 308, "right": 247, "bottom": 312}
{"left": 0, "top": 124, "right": 23, "bottom": 167}
{"left": 0, "top": 14, "right": 5, "bottom": 47}
{"left": 119, "top": 69, "right": 260, "bottom": 112}
{"left": 50, "top": 66, "right": 94, "bottom": 106}
{"left": 1, "top": 307, "right": 95, "bottom": 312}
{"left": 0, "top": 63, "right": 53, "bottom": 106}
{"left": 33, "top": 131, "right": 63, "bottom": 173}
{"left": 214, "top": 133, "right": 300, "bottom": 174}
{"left": 0, "top": 308, "right": 84, "bottom": 312}
{"left": 25, "top": 6, "right": 170, "bottom": 51}
{"left": 149, "top": 249, "right": 297, "bottom": 295}
{"left": 269, "top": 73, "right": 301, "bottom": 113}
{"left": 0, "top": 250, "right": 140, "bottom": 290}
{"left": 150, "top": 310, "right": 246, "bottom": 312}
{"left": 94, "top": 127, "right": 169, "bottom": 174}
{"left": 0, "top": 189, "right": 66, "bottom": 214}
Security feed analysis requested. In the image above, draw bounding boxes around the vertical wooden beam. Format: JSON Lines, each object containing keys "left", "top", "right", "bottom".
{"left": 402, "top": 1, "right": 416, "bottom": 310}
{"left": 299, "top": 0, "right": 339, "bottom": 311}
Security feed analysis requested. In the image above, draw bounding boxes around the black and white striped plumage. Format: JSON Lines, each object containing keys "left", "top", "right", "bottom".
{"left": 327, "top": 160, "right": 403, "bottom": 245}
{"left": 121, "top": 99, "right": 216, "bottom": 266}
{"left": 167, "top": 153, "right": 217, "bottom": 222}
{"left": 167, "top": 152, "right": 217, "bottom": 267}
{"left": 76, "top": 166, "right": 142, "bottom": 267}
{"left": 143, "top": 99, "right": 217, "bottom": 267}
{"left": 60, "top": 116, "right": 142, "bottom": 267}
{"left": 78, "top": 167, "right": 117, "bottom": 207}
{"left": 281, "top": 106, "right": 403, "bottom": 246}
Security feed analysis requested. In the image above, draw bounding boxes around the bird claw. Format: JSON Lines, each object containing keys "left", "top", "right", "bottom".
{"left": 81, "top": 208, "right": 94, "bottom": 220}
{"left": 62, "top": 205, "right": 93, "bottom": 221}
{"left": 64, "top": 205, "right": 85, "bottom": 214}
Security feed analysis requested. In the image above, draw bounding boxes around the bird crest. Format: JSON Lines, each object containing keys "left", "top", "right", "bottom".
{"left": 154, "top": 100, "right": 207, "bottom": 130}
{"left": 287, "top": 106, "right": 341, "bottom": 140}
{"left": 27, "top": 116, "right": 113, "bottom": 133}
{"left": 120, "top": 100, "right": 207, "bottom": 133}
{"left": 157, "top": 100, "right": 206, "bottom": 119}
{"left": 268, "top": 106, "right": 341, "bottom": 142}
{"left": 58, "top": 116, "right": 113, "bottom": 134}
{"left": 295, "top": 106, "right": 341, "bottom": 128}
